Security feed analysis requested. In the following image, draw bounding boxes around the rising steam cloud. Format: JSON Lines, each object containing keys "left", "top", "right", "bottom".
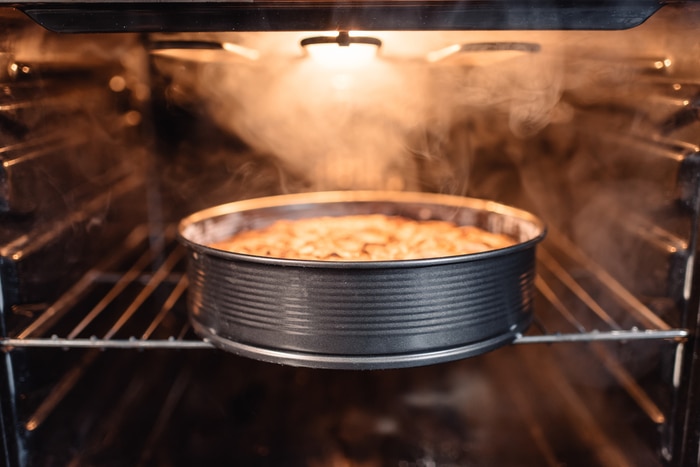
{"left": 199, "top": 54, "right": 430, "bottom": 190}
{"left": 171, "top": 33, "right": 564, "bottom": 192}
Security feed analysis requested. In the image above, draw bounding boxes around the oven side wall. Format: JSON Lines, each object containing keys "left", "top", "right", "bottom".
{"left": 0, "top": 11, "right": 153, "bottom": 465}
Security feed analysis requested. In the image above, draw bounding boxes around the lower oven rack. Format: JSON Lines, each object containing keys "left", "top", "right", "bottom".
{"left": 0, "top": 225, "right": 689, "bottom": 351}
{"left": 1, "top": 224, "right": 688, "bottom": 445}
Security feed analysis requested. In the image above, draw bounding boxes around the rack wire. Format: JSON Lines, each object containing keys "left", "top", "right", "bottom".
{"left": 0, "top": 225, "right": 689, "bottom": 351}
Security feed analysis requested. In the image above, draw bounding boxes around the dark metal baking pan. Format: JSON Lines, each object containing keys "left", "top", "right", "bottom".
{"left": 178, "top": 191, "right": 546, "bottom": 369}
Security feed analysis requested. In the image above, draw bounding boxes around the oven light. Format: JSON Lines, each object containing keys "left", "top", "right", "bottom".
{"left": 221, "top": 42, "right": 260, "bottom": 61}
{"left": 306, "top": 43, "right": 377, "bottom": 66}
{"left": 654, "top": 58, "right": 672, "bottom": 70}
{"left": 427, "top": 42, "right": 541, "bottom": 65}
{"left": 149, "top": 40, "right": 260, "bottom": 62}
{"left": 426, "top": 44, "right": 463, "bottom": 63}
{"left": 8, "top": 62, "right": 31, "bottom": 78}
{"left": 301, "top": 31, "right": 381, "bottom": 67}
{"left": 109, "top": 75, "right": 127, "bottom": 92}
{"left": 124, "top": 110, "right": 142, "bottom": 126}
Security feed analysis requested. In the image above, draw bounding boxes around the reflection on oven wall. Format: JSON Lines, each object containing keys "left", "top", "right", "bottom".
{"left": 0, "top": 2, "right": 699, "bottom": 467}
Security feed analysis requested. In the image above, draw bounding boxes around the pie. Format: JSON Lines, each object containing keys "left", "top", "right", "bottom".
{"left": 210, "top": 214, "right": 515, "bottom": 261}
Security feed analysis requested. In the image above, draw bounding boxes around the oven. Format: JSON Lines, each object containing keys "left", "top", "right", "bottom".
{"left": 1, "top": 1, "right": 699, "bottom": 465}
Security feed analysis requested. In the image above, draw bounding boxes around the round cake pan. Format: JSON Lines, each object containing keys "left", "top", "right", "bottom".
{"left": 178, "top": 191, "right": 545, "bottom": 369}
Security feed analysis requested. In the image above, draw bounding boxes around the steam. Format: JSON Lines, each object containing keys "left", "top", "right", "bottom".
{"left": 175, "top": 33, "right": 564, "bottom": 192}
{"left": 198, "top": 55, "right": 430, "bottom": 190}
{"left": 430, "top": 50, "right": 563, "bottom": 138}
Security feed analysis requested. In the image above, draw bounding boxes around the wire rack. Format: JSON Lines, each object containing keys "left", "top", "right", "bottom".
{"left": 0, "top": 223, "right": 689, "bottom": 437}
{"left": 0, "top": 225, "right": 689, "bottom": 351}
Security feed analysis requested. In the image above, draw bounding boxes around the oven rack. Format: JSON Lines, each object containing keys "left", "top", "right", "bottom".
{"left": 2, "top": 225, "right": 688, "bottom": 433}
{"left": 1, "top": 331, "right": 689, "bottom": 350}
{"left": 1, "top": 329, "right": 689, "bottom": 350}
{"left": 1, "top": 225, "right": 689, "bottom": 351}
{"left": 0, "top": 328, "right": 689, "bottom": 350}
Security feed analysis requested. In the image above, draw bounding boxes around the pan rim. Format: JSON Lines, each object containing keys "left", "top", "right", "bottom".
{"left": 178, "top": 190, "right": 546, "bottom": 269}
{"left": 191, "top": 317, "right": 531, "bottom": 369}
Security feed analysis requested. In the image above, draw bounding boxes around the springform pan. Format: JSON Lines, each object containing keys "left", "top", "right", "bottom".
{"left": 178, "top": 191, "right": 545, "bottom": 369}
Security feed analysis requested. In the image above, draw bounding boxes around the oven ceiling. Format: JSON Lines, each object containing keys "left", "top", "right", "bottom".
{"left": 3, "top": 1, "right": 665, "bottom": 33}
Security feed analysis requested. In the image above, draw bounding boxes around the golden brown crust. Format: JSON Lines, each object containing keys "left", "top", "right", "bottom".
{"left": 210, "top": 214, "right": 515, "bottom": 261}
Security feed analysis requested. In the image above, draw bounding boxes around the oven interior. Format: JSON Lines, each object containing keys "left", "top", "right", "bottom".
{"left": 1, "top": 3, "right": 700, "bottom": 466}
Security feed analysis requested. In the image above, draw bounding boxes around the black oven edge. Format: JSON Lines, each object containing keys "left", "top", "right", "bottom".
{"left": 0, "top": 352, "right": 23, "bottom": 467}
{"left": 674, "top": 189, "right": 700, "bottom": 467}
{"left": 5, "top": 1, "right": 664, "bottom": 33}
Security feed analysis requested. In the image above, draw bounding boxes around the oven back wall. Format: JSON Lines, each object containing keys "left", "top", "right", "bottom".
{"left": 0, "top": 3, "right": 699, "bottom": 466}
